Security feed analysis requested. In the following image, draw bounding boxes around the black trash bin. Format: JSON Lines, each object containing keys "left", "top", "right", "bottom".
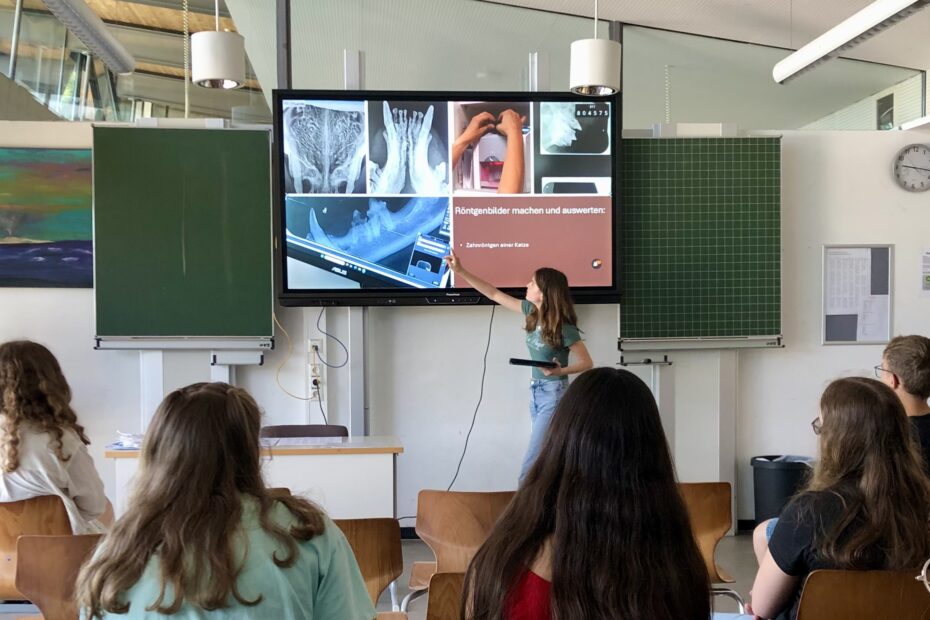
{"left": 751, "top": 455, "right": 813, "bottom": 523}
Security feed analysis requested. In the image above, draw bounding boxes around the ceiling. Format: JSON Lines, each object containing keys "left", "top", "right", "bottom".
{"left": 482, "top": 0, "right": 930, "bottom": 72}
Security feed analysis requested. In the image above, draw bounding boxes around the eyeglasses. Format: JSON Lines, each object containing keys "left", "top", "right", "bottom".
{"left": 811, "top": 417, "right": 823, "bottom": 435}
{"left": 874, "top": 365, "right": 893, "bottom": 379}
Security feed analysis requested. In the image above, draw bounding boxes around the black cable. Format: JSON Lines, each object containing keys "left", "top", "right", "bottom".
{"left": 315, "top": 386, "right": 328, "bottom": 425}
{"left": 315, "top": 307, "right": 349, "bottom": 368}
{"left": 446, "top": 305, "right": 495, "bottom": 492}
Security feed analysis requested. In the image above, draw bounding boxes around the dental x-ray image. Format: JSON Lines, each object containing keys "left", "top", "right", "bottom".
{"left": 540, "top": 102, "right": 611, "bottom": 155}
{"left": 367, "top": 100, "right": 449, "bottom": 195}
{"left": 282, "top": 100, "right": 367, "bottom": 194}
{"left": 285, "top": 195, "right": 451, "bottom": 288}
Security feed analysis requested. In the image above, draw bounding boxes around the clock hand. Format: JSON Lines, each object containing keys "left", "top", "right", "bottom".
{"left": 902, "top": 164, "right": 930, "bottom": 173}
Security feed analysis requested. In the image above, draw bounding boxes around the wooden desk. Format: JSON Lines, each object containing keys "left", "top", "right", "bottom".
{"left": 106, "top": 436, "right": 403, "bottom": 519}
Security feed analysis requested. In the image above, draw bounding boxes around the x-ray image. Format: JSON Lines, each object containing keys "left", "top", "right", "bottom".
{"left": 282, "top": 101, "right": 367, "bottom": 194}
{"left": 367, "top": 100, "right": 449, "bottom": 195}
{"left": 540, "top": 102, "right": 611, "bottom": 155}
{"left": 286, "top": 195, "right": 450, "bottom": 278}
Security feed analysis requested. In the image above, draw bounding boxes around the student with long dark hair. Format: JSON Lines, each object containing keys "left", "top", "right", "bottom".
{"left": 746, "top": 377, "right": 930, "bottom": 620}
{"left": 462, "top": 368, "right": 710, "bottom": 620}
{"left": 77, "top": 382, "right": 374, "bottom": 619}
{"left": 444, "top": 253, "right": 593, "bottom": 480}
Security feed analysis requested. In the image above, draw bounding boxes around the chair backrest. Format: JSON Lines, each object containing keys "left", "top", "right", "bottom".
{"left": 260, "top": 424, "right": 348, "bottom": 438}
{"left": 267, "top": 487, "right": 292, "bottom": 498}
{"left": 425, "top": 572, "right": 465, "bottom": 620}
{"left": 678, "top": 482, "right": 731, "bottom": 582}
{"left": 415, "top": 490, "right": 515, "bottom": 573}
{"left": 797, "top": 569, "right": 930, "bottom": 620}
{"left": 334, "top": 518, "right": 403, "bottom": 605}
{"left": 15, "top": 534, "right": 103, "bottom": 620}
{"left": 0, "top": 496, "right": 72, "bottom": 599}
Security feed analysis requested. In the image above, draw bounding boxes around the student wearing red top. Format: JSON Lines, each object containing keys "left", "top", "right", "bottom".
{"left": 461, "top": 368, "right": 710, "bottom": 620}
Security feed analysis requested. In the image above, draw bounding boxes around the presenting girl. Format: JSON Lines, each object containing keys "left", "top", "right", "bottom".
{"left": 444, "top": 253, "right": 592, "bottom": 480}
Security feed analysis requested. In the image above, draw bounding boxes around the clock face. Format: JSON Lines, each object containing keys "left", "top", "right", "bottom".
{"left": 893, "top": 144, "right": 930, "bottom": 192}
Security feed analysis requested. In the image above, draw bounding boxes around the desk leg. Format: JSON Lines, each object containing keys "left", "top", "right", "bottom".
{"left": 393, "top": 453, "right": 398, "bottom": 518}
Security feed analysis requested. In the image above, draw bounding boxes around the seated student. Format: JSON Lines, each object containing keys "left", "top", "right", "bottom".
{"left": 753, "top": 336, "right": 930, "bottom": 566}
{"left": 877, "top": 334, "right": 930, "bottom": 470}
{"left": 76, "top": 382, "right": 375, "bottom": 620}
{"left": 461, "top": 367, "right": 710, "bottom": 620}
{"left": 0, "top": 340, "right": 107, "bottom": 533}
{"left": 742, "top": 377, "right": 930, "bottom": 620}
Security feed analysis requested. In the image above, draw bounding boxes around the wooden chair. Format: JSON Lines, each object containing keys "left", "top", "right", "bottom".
{"left": 425, "top": 572, "right": 465, "bottom": 620}
{"left": 333, "top": 518, "right": 403, "bottom": 611}
{"left": 796, "top": 568, "right": 930, "bottom": 619}
{"left": 15, "top": 534, "right": 103, "bottom": 620}
{"left": 678, "top": 482, "right": 745, "bottom": 613}
{"left": 267, "top": 487, "right": 292, "bottom": 498}
{"left": 260, "top": 424, "right": 348, "bottom": 438}
{"left": 401, "top": 490, "right": 515, "bottom": 611}
{"left": 0, "top": 496, "right": 72, "bottom": 600}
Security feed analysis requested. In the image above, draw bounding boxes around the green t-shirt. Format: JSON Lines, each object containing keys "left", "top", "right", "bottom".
{"left": 521, "top": 299, "right": 582, "bottom": 381}
{"left": 90, "top": 498, "right": 375, "bottom": 620}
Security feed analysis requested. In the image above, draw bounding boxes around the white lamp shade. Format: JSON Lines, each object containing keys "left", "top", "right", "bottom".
{"left": 191, "top": 30, "right": 245, "bottom": 89}
{"left": 570, "top": 38, "right": 622, "bottom": 96}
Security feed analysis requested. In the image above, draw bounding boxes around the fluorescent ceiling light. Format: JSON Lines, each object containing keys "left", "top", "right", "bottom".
{"left": 42, "top": 0, "right": 135, "bottom": 75}
{"left": 772, "top": 0, "right": 930, "bottom": 84}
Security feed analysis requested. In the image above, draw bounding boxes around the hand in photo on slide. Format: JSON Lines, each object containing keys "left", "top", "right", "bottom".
{"left": 496, "top": 109, "right": 526, "bottom": 139}
{"left": 408, "top": 105, "right": 448, "bottom": 194}
{"left": 452, "top": 112, "right": 495, "bottom": 167}
{"left": 370, "top": 101, "right": 407, "bottom": 194}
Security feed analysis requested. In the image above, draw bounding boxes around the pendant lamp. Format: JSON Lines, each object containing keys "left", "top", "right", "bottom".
{"left": 191, "top": 0, "right": 245, "bottom": 89}
{"left": 570, "top": 0, "right": 622, "bottom": 96}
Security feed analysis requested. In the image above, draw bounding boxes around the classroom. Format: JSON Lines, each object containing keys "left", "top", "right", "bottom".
{"left": 1, "top": 1, "right": 930, "bottom": 619}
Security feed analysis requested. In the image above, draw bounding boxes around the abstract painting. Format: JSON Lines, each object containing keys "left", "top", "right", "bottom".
{"left": 0, "top": 148, "right": 93, "bottom": 287}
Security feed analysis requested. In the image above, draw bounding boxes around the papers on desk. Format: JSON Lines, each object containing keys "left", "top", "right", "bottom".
{"left": 260, "top": 437, "right": 348, "bottom": 447}
{"left": 106, "top": 431, "right": 144, "bottom": 450}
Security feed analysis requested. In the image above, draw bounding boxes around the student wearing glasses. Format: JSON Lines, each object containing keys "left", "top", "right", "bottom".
{"left": 738, "top": 377, "right": 930, "bottom": 620}
{"left": 875, "top": 335, "right": 930, "bottom": 473}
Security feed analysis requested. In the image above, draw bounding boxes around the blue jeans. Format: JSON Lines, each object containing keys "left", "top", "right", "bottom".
{"left": 519, "top": 379, "right": 567, "bottom": 481}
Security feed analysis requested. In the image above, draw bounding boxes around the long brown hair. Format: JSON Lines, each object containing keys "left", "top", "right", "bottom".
{"left": 803, "top": 377, "right": 930, "bottom": 567}
{"left": 524, "top": 267, "right": 578, "bottom": 349}
{"left": 0, "top": 340, "right": 89, "bottom": 472}
{"left": 76, "top": 382, "right": 325, "bottom": 617}
{"left": 462, "top": 368, "right": 709, "bottom": 620}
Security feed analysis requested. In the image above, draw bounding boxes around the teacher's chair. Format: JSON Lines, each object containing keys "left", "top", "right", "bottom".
{"left": 260, "top": 424, "right": 348, "bottom": 438}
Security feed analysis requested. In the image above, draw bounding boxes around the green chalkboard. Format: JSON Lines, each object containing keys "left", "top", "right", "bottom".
{"left": 620, "top": 138, "right": 781, "bottom": 345}
{"left": 93, "top": 127, "right": 273, "bottom": 341}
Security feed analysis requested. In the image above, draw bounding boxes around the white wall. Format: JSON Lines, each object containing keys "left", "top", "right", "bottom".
{"left": 4, "top": 122, "right": 930, "bottom": 520}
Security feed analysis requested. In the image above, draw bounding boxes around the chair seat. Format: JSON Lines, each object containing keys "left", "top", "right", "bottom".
{"left": 408, "top": 561, "right": 437, "bottom": 591}
{"left": 714, "top": 562, "right": 736, "bottom": 584}
{"left": 377, "top": 612, "right": 408, "bottom": 619}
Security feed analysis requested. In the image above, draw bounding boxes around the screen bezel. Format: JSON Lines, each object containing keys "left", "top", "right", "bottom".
{"left": 273, "top": 89, "right": 621, "bottom": 307}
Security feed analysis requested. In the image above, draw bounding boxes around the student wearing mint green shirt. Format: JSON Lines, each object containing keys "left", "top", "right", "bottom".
{"left": 76, "top": 382, "right": 375, "bottom": 620}
{"left": 444, "top": 253, "right": 593, "bottom": 480}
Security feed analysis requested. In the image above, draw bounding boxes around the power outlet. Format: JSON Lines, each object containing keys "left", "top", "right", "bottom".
{"left": 308, "top": 339, "right": 323, "bottom": 400}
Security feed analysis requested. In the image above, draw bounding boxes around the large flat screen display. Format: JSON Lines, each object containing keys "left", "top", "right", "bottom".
{"left": 274, "top": 90, "right": 620, "bottom": 306}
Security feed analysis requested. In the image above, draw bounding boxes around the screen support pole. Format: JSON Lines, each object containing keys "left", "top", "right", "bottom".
{"left": 527, "top": 52, "right": 549, "bottom": 91}
{"left": 342, "top": 49, "right": 368, "bottom": 439}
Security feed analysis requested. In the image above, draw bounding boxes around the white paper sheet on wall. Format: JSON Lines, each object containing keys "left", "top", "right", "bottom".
{"left": 857, "top": 295, "right": 890, "bottom": 341}
{"left": 825, "top": 248, "right": 871, "bottom": 314}
{"left": 922, "top": 249, "right": 930, "bottom": 297}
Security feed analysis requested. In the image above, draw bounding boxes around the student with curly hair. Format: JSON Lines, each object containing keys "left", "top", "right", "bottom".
{"left": 77, "top": 382, "right": 375, "bottom": 619}
{"left": 0, "top": 340, "right": 107, "bottom": 533}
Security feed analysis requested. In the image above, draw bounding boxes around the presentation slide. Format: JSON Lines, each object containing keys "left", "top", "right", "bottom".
{"left": 281, "top": 97, "right": 614, "bottom": 291}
